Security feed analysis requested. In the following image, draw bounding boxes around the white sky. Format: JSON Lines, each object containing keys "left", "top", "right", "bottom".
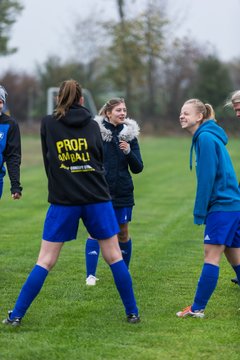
{"left": 1, "top": 0, "right": 240, "bottom": 74}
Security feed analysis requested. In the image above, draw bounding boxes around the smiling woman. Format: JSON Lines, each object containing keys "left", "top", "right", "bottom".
{"left": 84, "top": 97, "right": 144, "bottom": 287}
{"left": 226, "top": 90, "right": 240, "bottom": 118}
{"left": 177, "top": 97, "right": 240, "bottom": 318}
{"left": 179, "top": 99, "right": 215, "bottom": 135}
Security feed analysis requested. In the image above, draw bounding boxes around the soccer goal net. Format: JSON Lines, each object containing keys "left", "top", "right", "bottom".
{"left": 47, "top": 87, "right": 97, "bottom": 116}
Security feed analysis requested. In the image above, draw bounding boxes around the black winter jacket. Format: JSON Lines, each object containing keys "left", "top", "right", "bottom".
{"left": 95, "top": 116, "right": 143, "bottom": 207}
{"left": 0, "top": 112, "right": 22, "bottom": 194}
{"left": 41, "top": 104, "right": 111, "bottom": 205}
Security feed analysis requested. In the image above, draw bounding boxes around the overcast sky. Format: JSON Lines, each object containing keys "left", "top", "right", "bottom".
{"left": 1, "top": 0, "right": 240, "bottom": 74}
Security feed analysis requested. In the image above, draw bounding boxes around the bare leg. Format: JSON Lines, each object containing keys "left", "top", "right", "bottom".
{"left": 225, "top": 247, "right": 240, "bottom": 284}
{"left": 99, "top": 235, "right": 122, "bottom": 264}
{"left": 224, "top": 247, "right": 240, "bottom": 266}
{"left": 6, "top": 240, "right": 64, "bottom": 320}
{"left": 37, "top": 239, "right": 64, "bottom": 270}
{"left": 204, "top": 244, "right": 225, "bottom": 265}
{"left": 118, "top": 223, "right": 129, "bottom": 243}
{"left": 118, "top": 223, "right": 132, "bottom": 268}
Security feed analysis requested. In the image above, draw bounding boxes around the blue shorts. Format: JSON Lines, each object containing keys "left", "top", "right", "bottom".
{"left": 114, "top": 207, "right": 132, "bottom": 224}
{"left": 204, "top": 211, "right": 240, "bottom": 248}
{"left": 42, "top": 202, "right": 119, "bottom": 242}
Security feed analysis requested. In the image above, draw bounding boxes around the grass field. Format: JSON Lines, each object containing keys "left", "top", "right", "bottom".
{"left": 0, "top": 135, "right": 239, "bottom": 360}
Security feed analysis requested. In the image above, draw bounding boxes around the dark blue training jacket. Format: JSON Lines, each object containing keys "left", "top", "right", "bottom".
{"left": 95, "top": 116, "right": 143, "bottom": 208}
{"left": 0, "top": 112, "right": 22, "bottom": 195}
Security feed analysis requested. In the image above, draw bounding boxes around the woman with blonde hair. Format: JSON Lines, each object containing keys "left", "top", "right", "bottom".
{"left": 84, "top": 98, "right": 143, "bottom": 286}
{"left": 225, "top": 90, "right": 240, "bottom": 118}
{"left": 177, "top": 98, "right": 240, "bottom": 318}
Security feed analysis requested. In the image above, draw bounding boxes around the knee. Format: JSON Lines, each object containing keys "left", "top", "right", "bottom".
{"left": 204, "top": 254, "right": 221, "bottom": 266}
{"left": 102, "top": 246, "right": 122, "bottom": 265}
{"left": 118, "top": 229, "right": 129, "bottom": 243}
{"left": 37, "top": 257, "right": 57, "bottom": 271}
{"left": 103, "top": 252, "right": 122, "bottom": 265}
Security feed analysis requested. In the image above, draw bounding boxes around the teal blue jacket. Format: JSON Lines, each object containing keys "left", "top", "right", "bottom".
{"left": 190, "top": 120, "right": 240, "bottom": 225}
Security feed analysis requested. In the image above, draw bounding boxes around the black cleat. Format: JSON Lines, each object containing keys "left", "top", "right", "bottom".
{"left": 231, "top": 277, "right": 239, "bottom": 285}
{"left": 127, "top": 314, "right": 141, "bottom": 324}
{"left": 2, "top": 311, "right": 22, "bottom": 327}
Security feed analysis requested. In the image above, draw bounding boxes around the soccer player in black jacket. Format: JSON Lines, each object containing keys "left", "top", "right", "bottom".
{"left": 3, "top": 79, "right": 140, "bottom": 326}
{"left": 0, "top": 85, "right": 22, "bottom": 200}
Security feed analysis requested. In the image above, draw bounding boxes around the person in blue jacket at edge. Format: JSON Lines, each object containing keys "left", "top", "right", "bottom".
{"left": 0, "top": 85, "right": 22, "bottom": 200}
{"left": 225, "top": 90, "right": 240, "bottom": 285}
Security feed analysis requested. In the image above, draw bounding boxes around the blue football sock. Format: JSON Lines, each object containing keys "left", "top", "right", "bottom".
{"left": 110, "top": 259, "right": 138, "bottom": 316}
{"left": 85, "top": 238, "right": 100, "bottom": 277}
{"left": 0, "top": 178, "right": 3, "bottom": 198}
{"left": 232, "top": 264, "right": 240, "bottom": 284}
{"left": 192, "top": 263, "right": 219, "bottom": 312}
{"left": 10, "top": 264, "right": 48, "bottom": 319}
{"left": 119, "top": 239, "right": 132, "bottom": 268}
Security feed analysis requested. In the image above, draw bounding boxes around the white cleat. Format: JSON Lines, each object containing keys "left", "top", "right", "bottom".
{"left": 86, "top": 275, "right": 99, "bottom": 286}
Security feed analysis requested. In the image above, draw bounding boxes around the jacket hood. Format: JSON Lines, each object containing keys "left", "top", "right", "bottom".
{"left": 190, "top": 120, "right": 228, "bottom": 170}
{"left": 94, "top": 115, "right": 140, "bottom": 142}
{"left": 60, "top": 104, "right": 92, "bottom": 128}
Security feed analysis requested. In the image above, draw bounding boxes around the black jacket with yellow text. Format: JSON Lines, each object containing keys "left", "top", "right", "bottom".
{"left": 40, "top": 104, "right": 111, "bottom": 205}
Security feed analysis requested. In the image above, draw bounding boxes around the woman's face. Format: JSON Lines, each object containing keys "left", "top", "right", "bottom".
{"left": 233, "top": 102, "right": 240, "bottom": 118}
{"left": 107, "top": 102, "right": 127, "bottom": 126}
{"left": 179, "top": 103, "right": 203, "bottom": 134}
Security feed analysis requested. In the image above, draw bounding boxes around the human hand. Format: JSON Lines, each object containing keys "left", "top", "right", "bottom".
{"left": 119, "top": 141, "right": 130, "bottom": 155}
{"left": 12, "top": 192, "right": 22, "bottom": 200}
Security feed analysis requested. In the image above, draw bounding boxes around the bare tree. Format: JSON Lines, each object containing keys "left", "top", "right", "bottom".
{"left": 162, "top": 36, "right": 205, "bottom": 119}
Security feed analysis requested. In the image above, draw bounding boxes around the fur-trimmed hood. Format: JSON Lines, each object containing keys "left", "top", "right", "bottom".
{"left": 94, "top": 115, "right": 140, "bottom": 142}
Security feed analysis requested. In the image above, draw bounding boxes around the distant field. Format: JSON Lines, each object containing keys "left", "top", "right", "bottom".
{"left": 0, "top": 135, "right": 239, "bottom": 360}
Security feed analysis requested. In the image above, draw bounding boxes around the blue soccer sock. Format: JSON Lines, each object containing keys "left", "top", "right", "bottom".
{"left": 10, "top": 264, "right": 49, "bottom": 319}
{"left": 232, "top": 264, "right": 240, "bottom": 284}
{"left": 192, "top": 263, "right": 219, "bottom": 312}
{"left": 85, "top": 238, "right": 100, "bottom": 277}
{"left": 119, "top": 239, "right": 132, "bottom": 268}
{"left": 0, "top": 178, "right": 3, "bottom": 198}
{"left": 110, "top": 259, "right": 138, "bottom": 316}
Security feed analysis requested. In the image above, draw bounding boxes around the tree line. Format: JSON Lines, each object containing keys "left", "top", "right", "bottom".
{"left": 1, "top": 0, "right": 240, "bottom": 134}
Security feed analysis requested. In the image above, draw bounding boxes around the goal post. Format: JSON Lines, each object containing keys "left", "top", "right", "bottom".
{"left": 47, "top": 87, "right": 97, "bottom": 116}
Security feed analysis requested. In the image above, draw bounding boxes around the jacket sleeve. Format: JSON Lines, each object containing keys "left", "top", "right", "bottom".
{"left": 126, "top": 138, "right": 144, "bottom": 174}
{"left": 193, "top": 133, "right": 218, "bottom": 225}
{"left": 5, "top": 120, "right": 22, "bottom": 194}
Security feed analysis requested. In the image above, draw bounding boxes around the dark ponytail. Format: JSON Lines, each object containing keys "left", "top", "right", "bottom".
{"left": 54, "top": 79, "right": 82, "bottom": 119}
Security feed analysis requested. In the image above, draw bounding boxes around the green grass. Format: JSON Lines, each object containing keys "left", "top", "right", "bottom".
{"left": 0, "top": 135, "right": 239, "bottom": 360}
